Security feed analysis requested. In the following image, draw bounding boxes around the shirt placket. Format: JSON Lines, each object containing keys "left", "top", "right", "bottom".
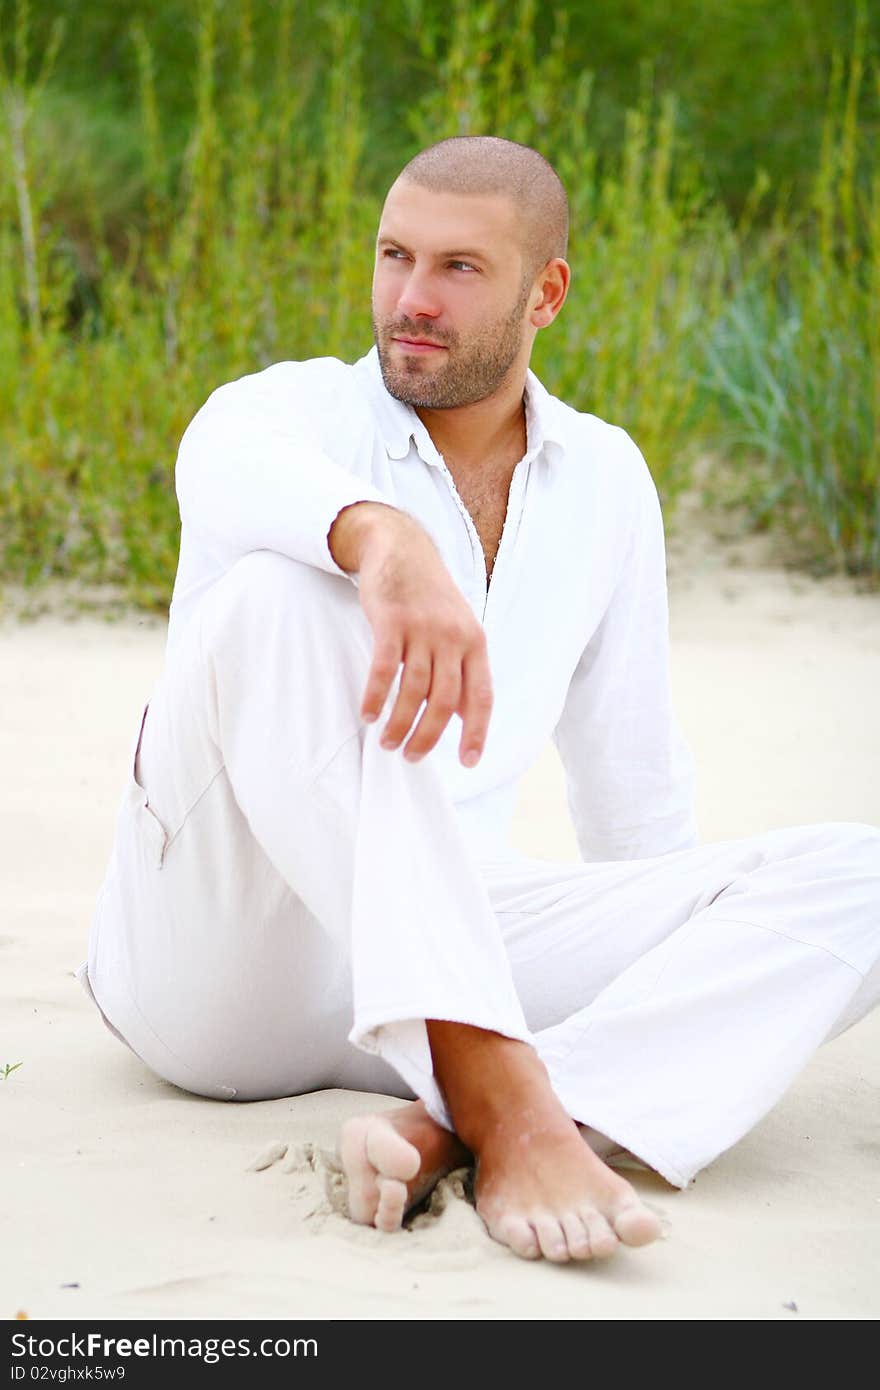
{"left": 431, "top": 455, "right": 487, "bottom": 614}
{"left": 434, "top": 452, "right": 534, "bottom": 628}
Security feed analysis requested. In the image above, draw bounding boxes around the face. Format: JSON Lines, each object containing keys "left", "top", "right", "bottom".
{"left": 371, "top": 179, "right": 536, "bottom": 409}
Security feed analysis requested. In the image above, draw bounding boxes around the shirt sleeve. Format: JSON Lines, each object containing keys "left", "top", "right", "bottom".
{"left": 551, "top": 438, "right": 698, "bottom": 862}
{"left": 174, "top": 359, "right": 392, "bottom": 584}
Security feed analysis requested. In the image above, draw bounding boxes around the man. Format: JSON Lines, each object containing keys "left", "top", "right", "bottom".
{"left": 79, "top": 136, "right": 880, "bottom": 1265}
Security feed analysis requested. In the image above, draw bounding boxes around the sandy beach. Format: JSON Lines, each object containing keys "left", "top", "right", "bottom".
{"left": 3, "top": 525, "right": 879, "bottom": 1321}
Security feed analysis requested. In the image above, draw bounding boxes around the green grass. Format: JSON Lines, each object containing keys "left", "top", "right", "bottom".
{"left": 703, "top": 10, "right": 879, "bottom": 576}
{"left": 0, "top": 0, "right": 877, "bottom": 607}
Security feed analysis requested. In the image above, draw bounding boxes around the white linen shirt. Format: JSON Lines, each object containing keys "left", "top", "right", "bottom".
{"left": 169, "top": 345, "right": 697, "bottom": 863}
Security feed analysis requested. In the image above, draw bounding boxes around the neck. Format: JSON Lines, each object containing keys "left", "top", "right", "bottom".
{"left": 415, "top": 370, "right": 528, "bottom": 472}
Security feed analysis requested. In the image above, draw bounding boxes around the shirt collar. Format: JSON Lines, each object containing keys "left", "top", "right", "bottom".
{"left": 353, "top": 344, "right": 566, "bottom": 468}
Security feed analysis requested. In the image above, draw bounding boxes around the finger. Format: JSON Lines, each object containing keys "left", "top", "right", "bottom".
{"left": 380, "top": 644, "right": 433, "bottom": 749}
{"left": 402, "top": 658, "right": 463, "bottom": 760}
{"left": 458, "top": 641, "right": 493, "bottom": 766}
{"left": 360, "top": 635, "right": 403, "bottom": 723}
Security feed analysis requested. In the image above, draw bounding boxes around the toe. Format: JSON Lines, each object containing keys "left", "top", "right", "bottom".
{"left": 365, "top": 1119, "right": 421, "bottom": 1183}
{"left": 582, "top": 1209, "right": 619, "bottom": 1259}
{"left": 612, "top": 1200, "right": 662, "bottom": 1247}
{"left": 532, "top": 1214, "right": 571, "bottom": 1263}
{"left": 560, "top": 1212, "right": 592, "bottom": 1261}
{"left": 374, "top": 1177, "right": 408, "bottom": 1233}
{"left": 492, "top": 1214, "right": 541, "bottom": 1260}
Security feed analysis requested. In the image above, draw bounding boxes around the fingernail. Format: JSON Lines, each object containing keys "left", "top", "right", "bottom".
{"left": 462, "top": 749, "right": 479, "bottom": 767}
{"left": 380, "top": 736, "right": 395, "bottom": 749}
{"left": 362, "top": 711, "right": 377, "bottom": 724}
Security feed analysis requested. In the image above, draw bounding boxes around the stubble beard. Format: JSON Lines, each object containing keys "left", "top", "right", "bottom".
{"left": 372, "top": 280, "right": 531, "bottom": 410}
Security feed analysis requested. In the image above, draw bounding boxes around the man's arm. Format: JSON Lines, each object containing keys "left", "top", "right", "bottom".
{"left": 175, "top": 359, "right": 493, "bottom": 769}
{"left": 174, "top": 359, "right": 391, "bottom": 582}
{"left": 552, "top": 441, "right": 698, "bottom": 862}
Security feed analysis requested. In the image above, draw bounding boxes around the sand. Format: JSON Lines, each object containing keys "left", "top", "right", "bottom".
{"left": 2, "top": 526, "right": 879, "bottom": 1321}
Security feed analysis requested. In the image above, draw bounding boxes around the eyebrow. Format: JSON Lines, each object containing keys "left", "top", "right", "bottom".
{"left": 377, "top": 235, "right": 494, "bottom": 265}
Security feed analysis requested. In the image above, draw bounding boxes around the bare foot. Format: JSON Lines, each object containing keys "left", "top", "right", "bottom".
{"left": 427, "top": 1023, "right": 663, "bottom": 1263}
{"left": 474, "top": 1101, "right": 662, "bottom": 1262}
{"left": 338, "top": 1100, "right": 469, "bottom": 1233}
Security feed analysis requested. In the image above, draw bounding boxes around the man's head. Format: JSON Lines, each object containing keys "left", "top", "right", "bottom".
{"left": 372, "top": 136, "right": 570, "bottom": 410}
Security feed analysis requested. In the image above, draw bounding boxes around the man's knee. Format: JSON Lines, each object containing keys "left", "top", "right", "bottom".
{"left": 199, "top": 551, "right": 367, "bottom": 663}
{"left": 777, "top": 820, "right": 879, "bottom": 859}
{"left": 811, "top": 820, "right": 880, "bottom": 860}
{"left": 835, "top": 822, "right": 880, "bottom": 886}
{"left": 782, "top": 822, "right": 880, "bottom": 904}
{"left": 219, "top": 550, "right": 351, "bottom": 612}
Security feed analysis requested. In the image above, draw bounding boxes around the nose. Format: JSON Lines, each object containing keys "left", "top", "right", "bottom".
{"left": 396, "top": 264, "right": 442, "bottom": 321}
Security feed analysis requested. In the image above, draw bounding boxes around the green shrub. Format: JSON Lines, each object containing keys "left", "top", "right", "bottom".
{"left": 704, "top": 10, "right": 879, "bottom": 576}
{"left": 0, "top": 0, "right": 876, "bottom": 608}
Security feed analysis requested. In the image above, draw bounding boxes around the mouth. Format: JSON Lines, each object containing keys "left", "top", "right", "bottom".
{"left": 391, "top": 336, "right": 448, "bottom": 353}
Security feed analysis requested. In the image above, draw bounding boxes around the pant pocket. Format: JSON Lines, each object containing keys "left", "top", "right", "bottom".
{"left": 129, "top": 700, "right": 170, "bottom": 869}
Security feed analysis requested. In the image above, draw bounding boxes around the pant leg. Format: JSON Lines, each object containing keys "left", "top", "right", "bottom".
{"left": 85, "top": 551, "right": 880, "bottom": 1172}
{"left": 474, "top": 824, "right": 880, "bottom": 1188}
{"left": 84, "top": 552, "right": 532, "bottom": 1113}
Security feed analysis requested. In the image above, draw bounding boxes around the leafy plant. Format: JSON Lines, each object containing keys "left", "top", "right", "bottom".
{"left": 0, "top": 0, "right": 877, "bottom": 604}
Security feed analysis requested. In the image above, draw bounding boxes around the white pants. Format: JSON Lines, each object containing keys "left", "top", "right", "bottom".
{"left": 80, "top": 552, "right": 880, "bottom": 1188}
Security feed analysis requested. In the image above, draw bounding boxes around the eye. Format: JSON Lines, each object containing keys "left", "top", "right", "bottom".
{"left": 449, "top": 261, "right": 477, "bottom": 272}
{"left": 382, "top": 248, "right": 408, "bottom": 260}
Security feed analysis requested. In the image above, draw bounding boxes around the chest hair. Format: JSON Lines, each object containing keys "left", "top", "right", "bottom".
{"left": 450, "top": 468, "right": 514, "bottom": 585}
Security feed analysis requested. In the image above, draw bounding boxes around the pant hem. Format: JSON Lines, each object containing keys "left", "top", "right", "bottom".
{"left": 547, "top": 1071, "right": 694, "bottom": 1189}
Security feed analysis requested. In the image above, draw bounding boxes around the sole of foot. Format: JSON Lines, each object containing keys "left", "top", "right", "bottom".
{"left": 338, "top": 1113, "right": 422, "bottom": 1233}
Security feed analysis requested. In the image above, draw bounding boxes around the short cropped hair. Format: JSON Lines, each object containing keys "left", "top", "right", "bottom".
{"left": 395, "top": 136, "right": 569, "bottom": 285}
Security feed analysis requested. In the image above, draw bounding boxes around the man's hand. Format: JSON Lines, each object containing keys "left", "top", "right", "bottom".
{"left": 328, "top": 502, "right": 493, "bottom": 767}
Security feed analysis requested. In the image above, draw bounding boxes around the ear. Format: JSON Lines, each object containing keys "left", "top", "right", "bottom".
{"left": 529, "top": 259, "right": 571, "bottom": 329}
